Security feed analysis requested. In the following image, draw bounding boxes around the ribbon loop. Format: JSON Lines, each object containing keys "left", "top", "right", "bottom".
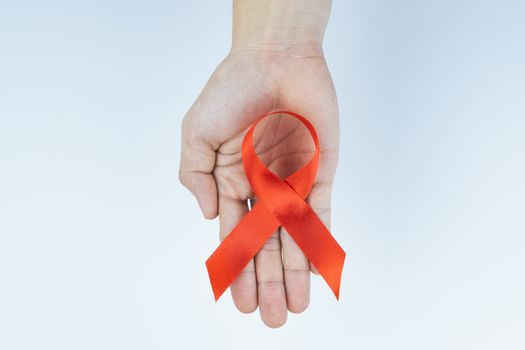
{"left": 206, "top": 111, "right": 346, "bottom": 301}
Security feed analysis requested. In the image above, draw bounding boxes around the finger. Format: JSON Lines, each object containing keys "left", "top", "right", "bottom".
{"left": 179, "top": 115, "right": 218, "bottom": 219}
{"left": 219, "top": 195, "right": 257, "bottom": 313}
{"left": 255, "top": 206, "right": 287, "bottom": 327}
{"left": 306, "top": 180, "right": 333, "bottom": 274}
{"left": 280, "top": 227, "right": 310, "bottom": 313}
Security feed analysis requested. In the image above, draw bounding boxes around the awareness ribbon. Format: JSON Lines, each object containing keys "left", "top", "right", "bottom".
{"left": 206, "top": 111, "right": 346, "bottom": 301}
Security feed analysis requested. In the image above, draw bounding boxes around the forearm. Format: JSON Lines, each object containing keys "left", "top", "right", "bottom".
{"left": 232, "top": 0, "right": 332, "bottom": 55}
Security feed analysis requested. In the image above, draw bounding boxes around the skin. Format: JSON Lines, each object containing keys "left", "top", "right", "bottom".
{"left": 179, "top": 0, "right": 338, "bottom": 328}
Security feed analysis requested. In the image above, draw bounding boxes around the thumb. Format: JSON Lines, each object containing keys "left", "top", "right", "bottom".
{"left": 179, "top": 115, "right": 218, "bottom": 219}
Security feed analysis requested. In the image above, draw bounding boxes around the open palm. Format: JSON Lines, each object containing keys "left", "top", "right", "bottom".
{"left": 179, "top": 49, "right": 339, "bottom": 328}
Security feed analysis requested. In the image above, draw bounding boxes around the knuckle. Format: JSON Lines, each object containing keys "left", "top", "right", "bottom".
{"left": 261, "top": 234, "right": 281, "bottom": 252}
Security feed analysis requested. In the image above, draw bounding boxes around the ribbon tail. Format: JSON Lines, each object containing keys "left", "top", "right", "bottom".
{"left": 280, "top": 210, "right": 346, "bottom": 300}
{"left": 205, "top": 204, "right": 280, "bottom": 301}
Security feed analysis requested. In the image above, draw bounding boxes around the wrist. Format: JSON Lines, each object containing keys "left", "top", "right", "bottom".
{"left": 231, "top": 0, "right": 330, "bottom": 58}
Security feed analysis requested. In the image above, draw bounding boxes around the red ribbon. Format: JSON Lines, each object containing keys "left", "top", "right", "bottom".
{"left": 206, "top": 111, "right": 346, "bottom": 301}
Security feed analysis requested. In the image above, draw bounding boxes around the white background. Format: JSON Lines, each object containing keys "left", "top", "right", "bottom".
{"left": 1, "top": 1, "right": 524, "bottom": 349}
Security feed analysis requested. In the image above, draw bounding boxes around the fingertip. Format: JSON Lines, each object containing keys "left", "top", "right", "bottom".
{"left": 230, "top": 264, "right": 258, "bottom": 314}
{"left": 260, "top": 311, "right": 287, "bottom": 329}
{"left": 288, "top": 297, "right": 309, "bottom": 314}
{"left": 258, "top": 281, "right": 288, "bottom": 329}
{"left": 284, "top": 271, "right": 310, "bottom": 314}
{"left": 288, "top": 301, "right": 309, "bottom": 314}
{"left": 200, "top": 203, "right": 218, "bottom": 220}
{"left": 233, "top": 298, "right": 258, "bottom": 314}
{"left": 197, "top": 196, "right": 217, "bottom": 220}
{"left": 194, "top": 176, "right": 218, "bottom": 219}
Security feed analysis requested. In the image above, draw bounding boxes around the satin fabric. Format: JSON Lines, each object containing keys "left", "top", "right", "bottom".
{"left": 206, "top": 111, "right": 346, "bottom": 301}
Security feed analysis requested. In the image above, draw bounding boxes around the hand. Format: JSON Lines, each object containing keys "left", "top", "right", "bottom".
{"left": 179, "top": 44, "right": 339, "bottom": 328}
